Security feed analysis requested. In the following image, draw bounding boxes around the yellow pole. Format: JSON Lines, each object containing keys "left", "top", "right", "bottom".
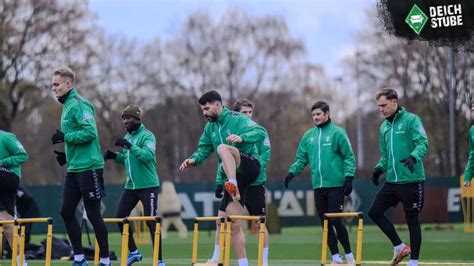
{"left": 191, "top": 219, "right": 199, "bottom": 264}
{"left": 152, "top": 217, "right": 161, "bottom": 266}
{"left": 19, "top": 225, "right": 26, "bottom": 266}
{"left": 94, "top": 239, "right": 100, "bottom": 266}
{"left": 0, "top": 224, "right": 3, "bottom": 264}
{"left": 321, "top": 218, "right": 329, "bottom": 266}
{"left": 218, "top": 217, "right": 226, "bottom": 265}
{"left": 356, "top": 214, "right": 364, "bottom": 266}
{"left": 11, "top": 221, "right": 19, "bottom": 266}
{"left": 45, "top": 219, "right": 54, "bottom": 266}
{"left": 224, "top": 217, "right": 232, "bottom": 266}
{"left": 257, "top": 216, "right": 266, "bottom": 266}
{"left": 121, "top": 221, "right": 130, "bottom": 266}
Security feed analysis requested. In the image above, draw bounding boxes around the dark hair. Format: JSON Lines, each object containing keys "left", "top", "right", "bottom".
{"left": 311, "top": 101, "right": 330, "bottom": 112}
{"left": 233, "top": 99, "right": 254, "bottom": 112}
{"left": 198, "top": 90, "right": 222, "bottom": 105}
{"left": 375, "top": 88, "right": 398, "bottom": 100}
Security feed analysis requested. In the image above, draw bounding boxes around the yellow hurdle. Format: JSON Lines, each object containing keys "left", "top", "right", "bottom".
{"left": 0, "top": 217, "right": 54, "bottom": 266}
{"left": 460, "top": 174, "right": 474, "bottom": 232}
{"left": 191, "top": 216, "right": 226, "bottom": 266}
{"left": 224, "top": 215, "right": 266, "bottom": 266}
{"left": 321, "top": 212, "right": 364, "bottom": 266}
{"left": 94, "top": 216, "right": 161, "bottom": 266}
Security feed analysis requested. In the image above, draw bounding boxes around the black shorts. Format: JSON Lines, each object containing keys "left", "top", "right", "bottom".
{"left": 64, "top": 169, "right": 105, "bottom": 201}
{"left": 372, "top": 181, "right": 424, "bottom": 214}
{"left": 116, "top": 187, "right": 159, "bottom": 218}
{"left": 219, "top": 151, "right": 260, "bottom": 211}
{"left": 0, "top": 167, "right": 20, "bottom": 215}
{"left": 314, "top": 186, "right": 345, "bottom": 217}
{"left": 245, "top": 185, "right": 266, "bottom": 215}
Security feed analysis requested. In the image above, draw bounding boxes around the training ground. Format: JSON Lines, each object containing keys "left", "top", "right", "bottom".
{"left": 6, "top": 223, "right": 474, "bottom": 265}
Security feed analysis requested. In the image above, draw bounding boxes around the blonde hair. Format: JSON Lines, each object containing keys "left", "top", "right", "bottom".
{"left": 53, "top": 66, "right": 76, "bottom": 83}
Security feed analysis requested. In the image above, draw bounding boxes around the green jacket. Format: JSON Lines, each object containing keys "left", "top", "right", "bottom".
{"left": 289, "top": 121, "right": 356, "bottom": 189}
{"left": 216, "top": 127, "right": 271, "bottom": 185}
{"left": 114, "top": 124, "right": 160, "bottom": 190}
{"left": 61, "top": 89, "right": 104, "bottom": 172}
{"left": 0, "top": 130, "right": 28, "bottom": 177}
{"left": 190, "top": 107, "right": 266, "bottom": 170}
{"left": 464, "top": 126, "right": 474, "bottom": 182}
{"left": 375, "top": 107, "right": 428, "bottom": 183}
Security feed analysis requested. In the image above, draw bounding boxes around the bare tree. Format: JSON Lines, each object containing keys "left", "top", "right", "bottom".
{"left": 0, "top": 0, "right": 92, "bottom": 130}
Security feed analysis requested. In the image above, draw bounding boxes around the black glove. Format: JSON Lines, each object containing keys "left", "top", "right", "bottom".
{"left": 215, "top": 184, "right": 224, "bottom": 199}
{"left": 342, "top": 177, "right": 353, "bottom": 196}
{"left": 284, "top": 173, "right": 295, "bottom": 188}
{"left": 51, "top": 130, "right": 65, "bottom": 144}
{"left": 54, "top": 150, "right": 66, "bottom": 166}
{"left": 372, "top": 168, "right": 383, "bottom": 186}
{"left": 400, "top": 156, "right": 416, "bottom": 173}
{"left": 114, "top": 138, "right": 132, "bottom": 149}
{"left": 103, "top": 150, "right": 117, "bottom": 161}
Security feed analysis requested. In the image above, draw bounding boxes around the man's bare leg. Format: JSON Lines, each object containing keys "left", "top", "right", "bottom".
{"left": 226, "top": 202, "right": 247, "bottom": 260}
{"left": 0, "top": 211, "right": 17, "bottom": 252}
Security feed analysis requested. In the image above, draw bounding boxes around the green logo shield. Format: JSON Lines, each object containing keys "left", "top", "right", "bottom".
{"left": 405, "top": 4, "right": 428, "bottom": 35}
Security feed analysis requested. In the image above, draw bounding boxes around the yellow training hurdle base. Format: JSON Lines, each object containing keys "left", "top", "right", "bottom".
{"left": 94, "top": 216, "right": 161, "bottom": 266}
{"left": 461, "top": 175, "right": 474, "bottom": 232}
{"left": 321, "top": 212, "right": 364, "bottom": 266}
{"left": 191, "top": 215, "right": 266, "bottom": 266}
{"left": 0, "top": 217, "right": 53, "bottom": 266}
{"left": 192, "top": 216, "right": 226, "bottom": 266}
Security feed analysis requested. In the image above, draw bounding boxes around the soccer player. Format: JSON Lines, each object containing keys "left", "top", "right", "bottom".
{"left": 179, "top": 91, "right": 266, "bottom": 266}
{"left": 208, "top": 99, "right": 271, "bottom": 265}
{"left": 369, "top": 88, "right": 428, "bottom": 266}
{"left": 284, "top": 101, "right": 356, "bottom": 265}
{"left": 103, "top": 105, "right": 164, "bottom": 266}
{"left": 51, "top": 67, "right": 111, "bottom": 266}
{"left": 464, "top": 102, "right": 474, "bottom": 188}
{"left": 0, "top": 130, "right": 28, "bottom": 265}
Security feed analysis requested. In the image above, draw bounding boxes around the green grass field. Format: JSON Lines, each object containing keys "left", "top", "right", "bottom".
{"left": 7, "top": 223, "right": 474, "bottom": 265}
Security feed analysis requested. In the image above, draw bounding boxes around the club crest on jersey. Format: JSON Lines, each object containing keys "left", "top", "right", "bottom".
{"left": 16, "top": 141, "right": 24, "bottom": 149}
{"left": 325, "top": 136, "right": 330, "bottom": 142}
{"left": 83, "top": 111, "right": 93, "bottom": 120}
{"left": 146, "top": 141, "right": 156, "bottom": 151}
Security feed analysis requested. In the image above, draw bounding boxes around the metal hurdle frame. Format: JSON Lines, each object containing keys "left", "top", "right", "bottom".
{"left": 0, "top": 217, "right": 53, "bottom": 266}
{"left": 321, "top": 212, "right": 364, "bottom": 266}
{"left": 191, "top": 216, "right": 226, "bottom": 266}
{"left": 224, "top": 215, "right": 266, "bottom": 266}
{"left": 94, "top": 216, "right": 161, "bottom": 266}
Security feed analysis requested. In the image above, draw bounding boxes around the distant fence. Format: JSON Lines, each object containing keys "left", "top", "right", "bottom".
{"left": 25, "top": 177, "right": 463, "bottom": 234}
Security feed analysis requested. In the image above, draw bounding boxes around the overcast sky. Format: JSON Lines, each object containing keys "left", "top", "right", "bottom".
{"left": 89, "top": 0, "right": 376, "bottom": 78}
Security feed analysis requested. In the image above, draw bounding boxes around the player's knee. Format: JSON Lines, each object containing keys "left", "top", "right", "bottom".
{"left": 60, "top": 207, "right": 75, "bottom": 220}
{"left": 405, "top": 211, "right": 419, "bottom": 226}
{"left": 368, "top": 207, "right": 381, "bottom": 221}
{"left": 217, "top": 144, "right": 230, "bottom": 155}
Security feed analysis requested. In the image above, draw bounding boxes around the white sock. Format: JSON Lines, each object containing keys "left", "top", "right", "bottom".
{"left": 238, "top": 258, "right": 249, "bottom": 266}
{"left": 263, "top": 247, "right": 269, "bottom": 263}
{"left": 99, "top": 257, "right": 110, "bottom": 264}
{"left": 394, "top": 243, "right": 405, "bottom": 252}
{"left": 346, "top": 252, "right": 354, "bottom": 261}
{"left": 211, "top": 245, "right": 220, "bottom": 260}
{"left": 408, "top": 259, "right": 418, "bottom": 266}
{"left": 229, "top": 178, "right": 238, "bottom": 186}
{"left": 74, "top": 254, "right": 85, "bottom": 261}
{"left": 130, "top": 249, "right": 139, "bottom": 254}
{"left": 332, "top": 253, "right": 343, "bottom": 263}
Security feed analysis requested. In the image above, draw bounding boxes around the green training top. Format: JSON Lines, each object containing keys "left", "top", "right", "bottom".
{"left": 464, "top": 126, "right": 474, "bottom": 182}
{"left": 0, "top": 130, "right": 28, "bottom": 177}
{"left": 375, "top": 107, "right": 429, "bottom": 183}
{"left": 288, "top": 121, "right": 356, "bottom": 189}
{"left": 114, "top": 124, "right": 160, "bottom": 190}
{"left": 189, "top": 107, "right": 266, "bottom": 172}
{"left": 61, "top": 88, "right": 104, "bottom": 172}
